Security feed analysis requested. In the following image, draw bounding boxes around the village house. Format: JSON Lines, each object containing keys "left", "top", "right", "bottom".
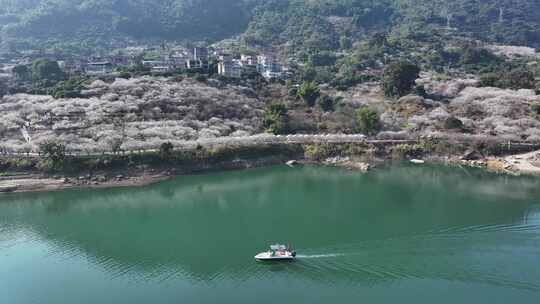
{"left": 257, "top": 54, "right": 283, "bottom": 79}
{"left": 85, "top": 60, "right": 113, "bottom": 75}
{"left": 240, "top": 54, "right": 257, "bottom": 66}
{"left": 186, "top": 59, "right": 209, "bottom": 70}
{"left": 142, "top": 59, "right": 172, "bottom": 73}
{"left": 109, "top": 54, "right": 132, "bottom": 66}
{"left": 166, "top": 53, "right": 187, "bottom": 70}
{"left": 60, "top": 58, "right": 86, "bottom": 75}
{"left": 217, "top": 55, "right": 242, "bottom": 78}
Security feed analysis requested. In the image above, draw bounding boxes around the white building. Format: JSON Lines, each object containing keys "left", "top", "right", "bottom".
{"left": 142, "top": 60, "right": 173, "bottom": 72}
{"left": 257, "top": 54, "right": 283, "bottom": 79}
{"left": 85, "top": 62, "right": 113, "bottom": 75}
{"left": 240, "top": 54, "right": 257, "bottom": 66}
{"left": 218, "top": 55, "right": 242, "bottom": 78}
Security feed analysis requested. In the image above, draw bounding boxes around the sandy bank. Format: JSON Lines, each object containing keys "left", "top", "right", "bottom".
{"left": 501, "top": 151, "right": 540, "bottom": 175}
{"left": 0, "top": 172, "right": 172, "bottom": 194}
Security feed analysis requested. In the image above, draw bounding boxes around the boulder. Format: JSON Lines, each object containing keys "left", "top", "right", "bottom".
{"left": 0, "top": 186, "right": 18, "bottom": 193}
{"left": 461, "top": 150, "right": 483, "bottom": 161}
{"left": 286, "top": 160, "right": 298, "bottom": 167}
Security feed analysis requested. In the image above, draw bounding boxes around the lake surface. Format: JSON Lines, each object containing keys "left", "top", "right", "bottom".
{"left": 1, "top": 164, "right": 540, "bottom": 303}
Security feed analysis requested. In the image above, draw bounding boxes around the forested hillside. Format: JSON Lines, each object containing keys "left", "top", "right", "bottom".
{"left": 1, "top": 0, "right": 539, "bottom": 52}
{"left": 0, "top": 0, "right": 257, "bottom": 52}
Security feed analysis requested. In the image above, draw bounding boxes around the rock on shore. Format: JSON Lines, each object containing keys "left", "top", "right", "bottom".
{"left": 324, "top": 156, "right": 371, "bottom": 172}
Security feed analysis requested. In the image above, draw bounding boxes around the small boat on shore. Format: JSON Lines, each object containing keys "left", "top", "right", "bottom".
{"left": 255, "top": 244, "right": 296, "bottom": 261}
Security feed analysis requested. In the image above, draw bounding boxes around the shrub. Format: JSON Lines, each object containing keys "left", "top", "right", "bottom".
{"left": 263, "top": 102, "right": 289, "bottom": 135}
{"left": 194, "top": 74, "right": 207, "bottom": 82}
{"left": 356, "top": 107, "right": 380, "bottom": 135}
{"left": 444, "top": 116, "right": 464, "bottom": 130}
{"left": 459, "top": 47, "right": 500, "bottom": 66}
{"left": 316, "top": 95, "right": 335, "bottom": 112}
{"left": 304, "top": 143, "right": 339, "bottom": 161}
{"left": 117, "top": 72, "right": 132, "bottom": 79}
{"left": 393, "top": 144, "right": 426, "bottom": 158}
{"left": 309, "top": 52, "right": 337, "bottom": 66}
{"left": 531, "top": 103, "right": 540, "bottom": 116}
{"left": 479, "top": 73, "right": 499, "bottom": 87}
{"left": 51, "top": 76, "right": 88, "bottom": 99}
{"left": 479, "top": 70, "right": 535, "bottom": 90}
{"left": 414, "top": 85, "right": 427, "bottom": 98}
{"left": 159, "top": 142, "right": 174, "bottom": 159}
{"left": 298, "top": 82, "right": 320, "bottom": 107}
{"left": 38, "top": 140, "right": 66, "bottom": 171}
{"left": 505, "top": 70, "right": 535, "bottom": 90}
{"left": 288, "top": 86, "right": 298, "bottom": 97}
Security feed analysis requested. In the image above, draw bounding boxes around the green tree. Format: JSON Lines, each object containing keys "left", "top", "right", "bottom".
{"left": 263, "top": 102, "right": 289, "bottom": 135}
{"left": 479, "top": 73, "right": 499, "bottom": 87}
{"left": 479, "top": 69, "right": 535, "bottom": 90}
{"left": 356, "top": 107, "right": 380, "bottom": 135}
{"left": 382, "top": 61, "right": 420, "bottom": 97}
{"left": 32, "top": 59, "right": 65, "bottom": 82}
{"left": 38, "top": 140, "right": 67, "bottom": 171}
{"left": 12, "top": 65, "right": 31, "bottom": 81}
{"left": 339, "top": 36, "right": 353, "bottom": 50}
{"left": 505, "top": 70, "right": 535, "bottom": 90}
{"left": 51, "top": 76, "right": 88, "bottom": 99}
{"left": 459, "top": 47, "right": 500, "bottom": 66}
{"left": 316, "top": 95, "right": 336, "bottom": 112}
{"left": 301, "top": 66, "right": 317, "bottom": 82}
{"left": 309, "top": 52, "right": 337, "bottom": 66}
{"left": 444, "top": 116, "right": 464, "bottom": 130}
{"left": 159, "top": 142, "right": 174, "bottom": 159}
{"left": 298, "top": 81, "right": 320, "bottom": 107}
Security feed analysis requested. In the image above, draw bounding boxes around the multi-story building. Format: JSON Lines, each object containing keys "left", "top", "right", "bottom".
{"left": 142, "top": 60, "right": 173, "bottom": 73}
{"left": 85, "top": 61, "right": 113, "bottom": 75}
{"left": 240, "top": 54, "right": 257, "bottom": 66}
{"left": 193, "top": 47, "right": 209, "bottom": 61}
{"left": 186, "top": 59, "right": 209, "bottom": 70}
{"left": 168, "top": 54, "right": 187, "bottom": 70}
{"left": 218, "top": 55, "right": 242, "bottom": 78}
{"left": 257, "top": 53, "right": 283, "bottom": 79}
{"left": 109, "top": 55, "right": 131, "bottom": 67}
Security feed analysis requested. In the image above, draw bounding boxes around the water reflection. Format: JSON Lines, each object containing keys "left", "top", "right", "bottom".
{"left": 1, "top": 165, "right": 540, "bottom": 290}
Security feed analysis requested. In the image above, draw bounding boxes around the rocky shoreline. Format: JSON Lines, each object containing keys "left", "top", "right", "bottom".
{"left": 0, "top": 155, "right": 293, "bottom": 194}
{"left": 2, "top": 149, "right": 540, "bottom": 195}
{"left": 0, "top": 170, "right": 173, "bottom": 194}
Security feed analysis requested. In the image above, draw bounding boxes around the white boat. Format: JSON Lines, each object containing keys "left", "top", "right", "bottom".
{"left": 255, "top": 244, "right": 296, "bottom": 261}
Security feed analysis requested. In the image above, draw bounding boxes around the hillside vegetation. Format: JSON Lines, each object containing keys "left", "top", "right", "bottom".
{"left": 0, "top": 77, "right": 263, "bottom": 152}
{"left": 1, "top": 0, "right": 540, "bottom": 52}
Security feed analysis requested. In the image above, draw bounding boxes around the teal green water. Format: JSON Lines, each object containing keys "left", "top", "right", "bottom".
{"left": 1, "top": 164, "right": 540, "bottom": 303}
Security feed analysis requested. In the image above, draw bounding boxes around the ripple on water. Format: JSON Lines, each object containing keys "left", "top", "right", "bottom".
{"left": 274, "top": 223, "right": 540, "bottom": 291}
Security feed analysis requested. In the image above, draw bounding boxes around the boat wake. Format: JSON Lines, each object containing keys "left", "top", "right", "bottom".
{"left": 286, "top": 225, "right": 540, "bottom": 291}
{"left": 296, "top": 253, "right": 345, "bottom": 259}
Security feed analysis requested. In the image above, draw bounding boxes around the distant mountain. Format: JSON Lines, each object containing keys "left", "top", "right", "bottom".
{"left": 1, "top": 0, "right": 539, "bottom": 53}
